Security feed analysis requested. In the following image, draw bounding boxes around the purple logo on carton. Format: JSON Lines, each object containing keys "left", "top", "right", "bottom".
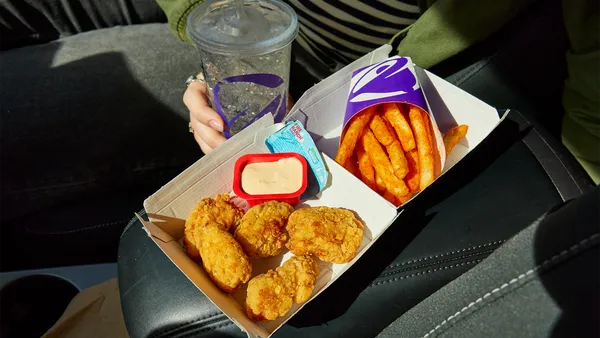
{"left": 344, "top": 56, "right": 428, "bottom": 126}
{"left": 214, "top": 73, "right": 287, "bottom": 138}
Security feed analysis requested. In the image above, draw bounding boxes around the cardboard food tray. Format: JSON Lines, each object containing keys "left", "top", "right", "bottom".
{"left": 138, "top": 44, "right": 508, "bottom": 338}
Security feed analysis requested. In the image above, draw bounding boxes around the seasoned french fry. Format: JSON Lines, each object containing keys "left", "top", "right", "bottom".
{"left": 388, "top": 142, "right": 409, "bottom": 179}
{"left": 382, "top": 191, "right": 399, "bottom": 206}
{"left": 405, "top": 149, "right": 420, "bottom": 193}
{"left": 355, "top": 143, "right": 377, "bottom": 191}
{"left": 382, "top": 103, "right": 416, "bottom": 151}
{"left": 443, "top": 125, "right": 469, "bottom": 155}
{"left": 375, "top": 172, "right": 386, "bottom": 193}
{"left": 369, "top": 114, "right": 394, "bottom": 146}
{"left": 408, "top": 105, "right": 435, "bottom": 191}
{"left": 397, "top": 193, "right": 413, "bottom": 205}
{"left": 345, "top": 154, "right": 360, "bottom": 178}
{"left": 369, "top": 115, "right": 409, "bottom": 179}
{"left": 382, "top": 191, "right": 412, "bottom": 207}
{"left": 360, "top": 129, "right": 409, "bottom": 199}
{"left": 385, "top": 122, "right": 409, "bottom": 179}
{"left": 335, "top": 106, "right": 376, "bottom": 166}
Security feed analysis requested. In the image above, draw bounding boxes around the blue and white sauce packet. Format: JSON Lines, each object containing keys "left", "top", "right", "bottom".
{"left": 265, "top": 121, "right": 329, "bottom": 199}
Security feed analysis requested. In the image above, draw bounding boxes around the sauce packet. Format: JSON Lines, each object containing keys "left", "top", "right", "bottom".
{"left": 265, "top": 121, "right": 329, "bottom": 199}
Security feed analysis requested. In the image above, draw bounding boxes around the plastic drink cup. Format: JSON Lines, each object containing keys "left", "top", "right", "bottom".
{"left": 187, "top": 0, "right": 298, "bottom": 137}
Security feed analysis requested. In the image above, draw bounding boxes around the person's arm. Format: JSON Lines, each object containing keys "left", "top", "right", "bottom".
{"left": 392, "top": 0, "right": 538, "bottom": 68}
{"left": 156, "top": 0, "right": 204, "bottom": 42}
{"left": 560, "top": 0, "right": 599, "bottom": 184}
{"left": 393, "top": 0, "right": 599, "bottom": 183}
{"left": 157, "top": 0, "right": 227, "bottom": 154}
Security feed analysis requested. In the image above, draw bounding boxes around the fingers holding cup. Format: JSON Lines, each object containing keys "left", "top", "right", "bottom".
{"left": 184, "top": 81, "right": 225, "bottom": 133}
{"left": 190, "top": 111, "right": 227, "bottom": 154}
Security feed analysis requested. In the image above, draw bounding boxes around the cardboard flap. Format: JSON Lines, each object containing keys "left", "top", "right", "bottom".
{"left": 135, "top": 213, "right": 173, "bottom": 243}
{"left": 415, "top": 68, "right": 501, "bottom": 171}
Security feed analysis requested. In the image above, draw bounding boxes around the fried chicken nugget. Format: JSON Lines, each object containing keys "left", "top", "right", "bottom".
{"left": 246, "top": 255, "right": 319, "bottom": 321}
{"left": 184, "top": 194, "right": 244, "bottom": 260}
{"left": 286, "top": 207, "right": 365, "bottom": 264}
{"left": 246, "top": 270, "right": 292, "bottom": 321}
{"left": 234, "top": 201, "right": 294, "bottom": 258}
{"left": 197, "top": 225, "right": 252, "bottom": 293}
{"left": 277, "top": 255, "right": 320, "bottom": 303}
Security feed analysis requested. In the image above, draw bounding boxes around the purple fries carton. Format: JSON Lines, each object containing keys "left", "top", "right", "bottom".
{"left": 342, "top": 56, "right": 446, "bottom": 180}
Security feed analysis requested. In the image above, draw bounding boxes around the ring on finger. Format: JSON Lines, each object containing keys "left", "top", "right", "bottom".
{"left": 185, "top": 73, "right": 206, "bottom": 87}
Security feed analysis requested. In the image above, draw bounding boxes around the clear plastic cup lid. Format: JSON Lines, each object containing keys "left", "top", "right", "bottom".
{"left": 187, "top": 0, "right": 298, "bottom": 56}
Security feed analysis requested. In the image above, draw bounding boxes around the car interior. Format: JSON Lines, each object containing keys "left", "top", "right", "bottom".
{"left": 0, "top": 0, "right": 597, "bottom": 337}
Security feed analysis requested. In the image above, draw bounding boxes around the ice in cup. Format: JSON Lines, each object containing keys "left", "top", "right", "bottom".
{"left": 187, "top": 0, "right": 298, "bottom": 137}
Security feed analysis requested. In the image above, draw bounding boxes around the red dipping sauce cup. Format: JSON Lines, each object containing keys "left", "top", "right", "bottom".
{"left": 233, "top": 153, "right": 308, "bottom": 206}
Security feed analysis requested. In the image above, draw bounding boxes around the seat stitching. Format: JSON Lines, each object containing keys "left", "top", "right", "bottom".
{"left": 421, "top": 232, "right": 600, "bottom": 338}
{"left": 387, "top": 240, "right": 504, "bottom": 269}
{"left": 369, "top": 259, "right": 483, "bottom": 288}
{"left": 175, "top": 321, "right": 234, "bottom": 338}
{"left": 26, "top": 220, "right": 127, "bottom": 235}
{"left": 150, "top": 312, "right": 227, "bottom": 338}
{"left": 379, "top": 249, "right": 496, "bottom": 278}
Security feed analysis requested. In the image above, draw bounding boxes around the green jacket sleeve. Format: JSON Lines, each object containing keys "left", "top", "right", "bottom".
{"left": 560, "top": 0, "right": 599, "bottom": 184}
{"left": 156, "top": 0, "right": 205, "bottom": 42}
{"left": 392, "top": 0, "right": 538, "bottom": 68}
{"left": 394, "top": 0, "right": 599, "bottom": 183}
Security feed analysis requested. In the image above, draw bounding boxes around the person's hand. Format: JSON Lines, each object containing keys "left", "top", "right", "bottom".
{"left": 184, "top": 80, "right": 227, "bottom": 154}
{"left": 184, "top": 76, "right": 295, "bottom": 154}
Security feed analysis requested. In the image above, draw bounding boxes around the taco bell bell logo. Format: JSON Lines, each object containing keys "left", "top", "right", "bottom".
{"left": 349, "top": 57, "right": 420, "bottom": 103}
{"left": 214, "top": 73, "right": 287, "bottom": 138}
{"left": 344, "top": 56, "right": 428, "bottom": 126}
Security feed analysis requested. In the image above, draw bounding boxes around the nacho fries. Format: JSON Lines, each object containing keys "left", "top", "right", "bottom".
{"left": 335, "top": 105, "right": 376, "bottom": 167}
{"left": 336, "top": 102, "right": 468, "bottom": 207}
{"left": 360, "top": 129, "right": 409, "bottom": 199}
{"left": 355, "top": 143, "right": 377, "bottom": 191}
{"left": 382, "top": 103, "right": 416, "bottom": 152}
{"left": 443, "top": 125, "right": 469, "bottom": 155}
{"left": 370, "top": 114, "right": 409, "bottom": 179}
